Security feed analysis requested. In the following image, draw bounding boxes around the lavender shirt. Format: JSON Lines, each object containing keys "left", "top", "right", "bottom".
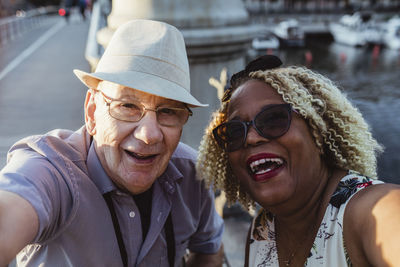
{"left": 0, "top": 127, "right": 223, "bottom": 267}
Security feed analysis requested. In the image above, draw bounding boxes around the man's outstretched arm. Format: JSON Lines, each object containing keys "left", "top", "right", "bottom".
{"left": 0, "top": 191, "right": 38, "bottom": 267}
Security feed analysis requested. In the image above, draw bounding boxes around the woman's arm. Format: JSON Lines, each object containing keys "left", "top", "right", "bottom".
{"left": 344, "top": 183, "right": 400, "bottom": 266}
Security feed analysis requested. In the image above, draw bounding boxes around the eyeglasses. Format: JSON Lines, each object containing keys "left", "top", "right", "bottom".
{"left": 95, "top": 89, "right": 193, "bottom": 127}
{"left": 213, "top": 104, "right": 293, "bottom": 152}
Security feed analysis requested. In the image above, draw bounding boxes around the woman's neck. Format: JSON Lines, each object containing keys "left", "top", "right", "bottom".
{"left": 272, "top": 167, "right": 347, "bottom": 235}
{"left": 273, "top": 167, "right": 347, "bottom": 266}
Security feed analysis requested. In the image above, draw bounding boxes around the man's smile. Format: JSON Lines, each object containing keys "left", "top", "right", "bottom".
{"left": 124, "top": 150, "right": 158, "bottom": 161}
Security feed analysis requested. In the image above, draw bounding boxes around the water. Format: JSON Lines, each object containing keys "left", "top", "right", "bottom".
{"left": 249, "top": 39, "right": 400, "bottom": 183}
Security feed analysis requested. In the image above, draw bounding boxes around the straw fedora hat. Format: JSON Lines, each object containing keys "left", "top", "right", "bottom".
{"left": 74, "top": 19, "right": 207, "bottom": 107}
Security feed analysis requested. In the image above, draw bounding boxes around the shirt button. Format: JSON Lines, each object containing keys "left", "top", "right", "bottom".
{"left": 129, "top": 211, "right": 135, "bottom": 218}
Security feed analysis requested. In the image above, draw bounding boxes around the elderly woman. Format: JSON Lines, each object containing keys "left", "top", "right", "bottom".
{"left": 197, "top": 55, "right": 400, "bottom": 266}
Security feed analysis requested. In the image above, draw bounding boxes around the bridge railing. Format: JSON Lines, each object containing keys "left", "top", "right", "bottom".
{"left": 0, "top": 6, "right": 58, "bottom": 45}
{"left": 84, "top": 0, "right": 111, "bottom": 71}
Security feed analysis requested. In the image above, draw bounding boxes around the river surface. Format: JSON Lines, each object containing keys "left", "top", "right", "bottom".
{"left": 249, "top": 39, "right": 400, "bottom": 183}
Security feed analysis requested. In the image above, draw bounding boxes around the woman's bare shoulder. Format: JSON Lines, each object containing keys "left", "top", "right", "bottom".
{"left": 344, "top": 182, "right": 400, "bottom": 266}
{"left": 347, "top": 182, "right": 400, "bottom": 211}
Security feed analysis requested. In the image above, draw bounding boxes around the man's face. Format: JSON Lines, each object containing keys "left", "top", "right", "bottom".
{"left": 85, "top": 81, "right": 186, "bottom": 194}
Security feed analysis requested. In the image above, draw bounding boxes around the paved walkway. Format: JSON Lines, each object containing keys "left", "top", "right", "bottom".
{"left": 223, "top": 217, "right": 250, "bottom": 266}
{"left": 0, "top": 13, "right": 90, "bottom": 167}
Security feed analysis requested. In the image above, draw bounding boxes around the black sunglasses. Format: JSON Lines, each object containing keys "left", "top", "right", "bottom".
{"left": 213, "top": 104, "right": 293, "bottom": 152}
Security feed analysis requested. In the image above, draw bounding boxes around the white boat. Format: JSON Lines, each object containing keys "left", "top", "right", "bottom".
{"left": 252, "top": 32, "right": 280, "bottom": 50}
{"left": 272, "top": 19, "right": 305, "bottom": 47}
{"left": 329, "top": 12, "right": 382, "bottom": 47}
{"left": 382, "top": 16, "right": 400, "bottom": 50}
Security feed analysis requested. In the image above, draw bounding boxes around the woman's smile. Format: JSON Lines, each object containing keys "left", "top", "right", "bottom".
{"left": 247, "top": 153, "right": 285, "bottom": 182}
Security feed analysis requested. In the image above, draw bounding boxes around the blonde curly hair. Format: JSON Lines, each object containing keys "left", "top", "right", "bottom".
{"left": 196, "top": 65, "right": 383, "bottom": 209}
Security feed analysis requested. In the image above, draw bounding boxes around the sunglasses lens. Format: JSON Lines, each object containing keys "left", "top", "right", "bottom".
{"left": 213, "top": 121, "right": 246, "bottom": 152}
{"left": 213, "top": 104, "right": 292, "bottom": 152}
{"left": 255, "top": 105, "right": 291, "bottom": 139}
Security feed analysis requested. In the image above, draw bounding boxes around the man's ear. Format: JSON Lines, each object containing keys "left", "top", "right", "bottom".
{"left": 85, "top": 89, "right": 97, "bottom": 136}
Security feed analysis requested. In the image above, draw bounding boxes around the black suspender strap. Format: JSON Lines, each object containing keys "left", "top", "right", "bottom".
{"left": 104, "top": 192, "right": 128, "bottom": 267}
{"left": 103, "top": 192, "right": 176, "bottom": 267}
{"left": 165, "top": 212, "right": 175, "bottom": 267}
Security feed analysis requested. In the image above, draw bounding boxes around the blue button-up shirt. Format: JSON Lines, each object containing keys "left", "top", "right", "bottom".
{"left": 0, "top": 127, "right": 224, "bottom": 267}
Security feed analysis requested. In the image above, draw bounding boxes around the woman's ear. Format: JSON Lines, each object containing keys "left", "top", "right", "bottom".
{"left": 85, "top": 89, "right": 97, "bottom": 136}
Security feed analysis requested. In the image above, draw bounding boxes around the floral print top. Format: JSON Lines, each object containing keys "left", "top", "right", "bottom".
{"left": 247, "top": 171, "right": 383, "bottom": 267}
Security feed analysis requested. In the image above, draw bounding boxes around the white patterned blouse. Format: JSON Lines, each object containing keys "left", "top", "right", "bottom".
{"left": 246, "top": 171, "right": 383, "bottom": 267}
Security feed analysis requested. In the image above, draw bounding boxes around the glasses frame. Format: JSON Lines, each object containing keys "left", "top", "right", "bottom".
{"left": 92, "top": 89, "right": 193, "bottom": 126}
{"left": 213, "top": 104, "right": 293, "bottom": 152}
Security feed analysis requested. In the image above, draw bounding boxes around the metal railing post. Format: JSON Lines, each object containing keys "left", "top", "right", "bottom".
{"left": 0, "top": 6, "right": 58, "bottom": 46}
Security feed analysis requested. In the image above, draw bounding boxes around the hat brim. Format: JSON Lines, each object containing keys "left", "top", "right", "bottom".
{"left": 73, "top": 69, "right": 208, "bottom": 107}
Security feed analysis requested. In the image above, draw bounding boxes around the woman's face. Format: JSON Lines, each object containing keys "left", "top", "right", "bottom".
{"left": 227, "top": 79, "right": 324, "bottom": 209}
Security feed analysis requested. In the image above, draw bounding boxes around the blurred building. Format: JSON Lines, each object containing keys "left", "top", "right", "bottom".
{"left": 243, "top": 0, "right": 400, "bottom": 13}
{"left": 0, "top": 0, "right": 36, "bottom": 17}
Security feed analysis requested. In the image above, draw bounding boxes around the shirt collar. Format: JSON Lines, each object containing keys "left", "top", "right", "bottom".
{"left": 157, "top": 159, "right": 183, "bottom": 195}
{"left": 87, "top": 143, "right": 116, "bottom": 194}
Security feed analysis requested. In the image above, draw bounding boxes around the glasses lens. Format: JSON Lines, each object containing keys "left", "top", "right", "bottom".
{"left": 110, "top": 101, "right": 143, "bottom": 121}
{"left": 255, "top": 104, "right": 291, "bottom": 139}
{"left": 213, "top": 121, "right": 246, "bottom": 152}
{"left": 157, "top": 107, "right": 189, "bottom": 126}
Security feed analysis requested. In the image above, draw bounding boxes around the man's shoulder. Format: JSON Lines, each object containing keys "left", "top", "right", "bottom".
{"left": 8, "top": 127, "right": 89, "bottom": 163}
{"left": 171, "top": 142, "right": 197, "bottom": 162}
{"left": 3, "top": 127, "right": 90, "bottom": 183}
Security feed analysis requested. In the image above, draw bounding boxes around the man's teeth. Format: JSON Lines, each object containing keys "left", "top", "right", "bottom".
{"left": 125, "top": 150, "right": 154, "bottom": 159}
{"left": 249, "top": 158, "right": 283, "bottom": 174}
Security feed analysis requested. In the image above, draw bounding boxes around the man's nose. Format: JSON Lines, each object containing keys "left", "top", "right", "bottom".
{"left": 133, "top": 111, "right": 163, "bottom": 145}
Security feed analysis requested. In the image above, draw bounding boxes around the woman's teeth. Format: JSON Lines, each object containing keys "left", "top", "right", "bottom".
{"left": 249, "top": 158, "right": 283, "bottom": 174}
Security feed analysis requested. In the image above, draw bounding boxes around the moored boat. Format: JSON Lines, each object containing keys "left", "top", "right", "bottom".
{"left": 272, "top": 19, "right": 305, "bottom": 48}
{"left": 252, "top": 31, "right": 280, "bottom": 50}
{"left": 329, "top": 12, "right": 382, "bottom": 47}
{"left": 382, "top": 16, "right": 400, "bottom": 50}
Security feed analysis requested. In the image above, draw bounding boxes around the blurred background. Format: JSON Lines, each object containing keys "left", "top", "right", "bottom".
{"left": 1, "top": 0, "right": 400, "bottom": 266}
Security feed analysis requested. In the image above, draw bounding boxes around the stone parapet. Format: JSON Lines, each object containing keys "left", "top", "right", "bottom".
{"left": 106, "top": 0, "right": 248, "bottom": 29}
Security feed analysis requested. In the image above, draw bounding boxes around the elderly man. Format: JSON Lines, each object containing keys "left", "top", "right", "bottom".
{"left": 0, "top": 20, "right": 224, "bottom": 266}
